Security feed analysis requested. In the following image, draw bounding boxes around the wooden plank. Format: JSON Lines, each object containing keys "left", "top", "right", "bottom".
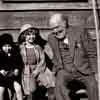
{"left": 0, "top": 0, "right": 100, "bottom": 10}
{"left": 3, "top": 0, "right": 88, "bottom": 2}
{"left": 0, "top": 1, "right": 89, "bottom": 10}
{"left": 0, "top": 11, "right": 91, "bottom": 29}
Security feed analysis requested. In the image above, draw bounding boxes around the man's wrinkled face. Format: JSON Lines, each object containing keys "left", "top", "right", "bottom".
{"left": 52, "top": 25, "right": 66, "bottom": 39}
{"left": 50, "top": 16, "right": 66, "bottom": 39}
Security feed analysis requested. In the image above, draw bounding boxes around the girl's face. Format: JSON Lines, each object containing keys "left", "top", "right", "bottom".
{"left": 2, "top": 44, "right": 12, "bottom": 53}
{"left": 25, "top": 29, "right": 36, "bottom": 44}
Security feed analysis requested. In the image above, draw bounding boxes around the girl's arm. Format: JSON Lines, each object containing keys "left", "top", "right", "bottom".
{"left": 33, "top": 45, "right": 46, "bottom": 77}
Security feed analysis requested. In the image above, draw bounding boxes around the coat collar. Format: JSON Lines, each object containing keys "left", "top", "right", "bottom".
{"left": 53, "top": 28, "right": 76, "bottom": 58}
{"left": 49, "top": 29, "right": 76, "bottom": 68}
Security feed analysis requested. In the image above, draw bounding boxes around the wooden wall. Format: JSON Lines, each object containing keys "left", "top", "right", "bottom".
{"left": 0, "top": 0, "right": 99, "bottom": 41}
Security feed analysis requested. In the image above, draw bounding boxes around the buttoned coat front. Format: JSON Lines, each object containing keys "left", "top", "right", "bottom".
{"left": 48, "top": 26, "right": 98, "bottom": 100}
{"left": 48, "top": 26, "right": 97, "bottom": 75}
{"left": 19, "top": 44, "right": 46, "bottom": 95}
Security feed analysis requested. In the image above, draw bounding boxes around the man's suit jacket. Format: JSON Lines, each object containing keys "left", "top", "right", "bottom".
{"left": 48, "top": 27, "right": 97, "bottom": 75}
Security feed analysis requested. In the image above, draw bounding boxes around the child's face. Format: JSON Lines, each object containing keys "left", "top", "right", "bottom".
{"left": 25, "top": 29, "right": 36, "bottom": 44}
{"left": 2, "top": 44, "right": 12, "bottom": 53}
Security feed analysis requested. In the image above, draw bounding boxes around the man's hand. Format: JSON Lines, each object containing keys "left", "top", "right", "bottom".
{"left": 0, "top": 70, "right": 7, "bottom": 76}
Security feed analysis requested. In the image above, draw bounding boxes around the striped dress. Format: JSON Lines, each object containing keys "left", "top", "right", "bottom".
{"left": 20, "top": 44, "right": 46, "bottom": 95}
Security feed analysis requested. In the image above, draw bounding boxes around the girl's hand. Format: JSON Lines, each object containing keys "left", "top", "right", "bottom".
{"left": 32, "top": 70, "right": 38, "bottom": 78}
{"left": 14, "top": 69, "right": 19, "bottom": 76}
{"left": 0, "top": 70, "right": 7, "bottom": 76}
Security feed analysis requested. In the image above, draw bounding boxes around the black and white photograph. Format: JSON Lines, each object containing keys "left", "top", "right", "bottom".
{"left": 0, "top": 0, "right": 99, "bottom": 100}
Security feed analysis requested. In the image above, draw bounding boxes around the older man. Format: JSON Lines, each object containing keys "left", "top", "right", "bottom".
{"left": 48, "top": 13, "right": 98, "bottom": 100}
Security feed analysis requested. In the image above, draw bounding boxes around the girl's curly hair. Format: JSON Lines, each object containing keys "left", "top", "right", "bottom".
{"left": 18, "top": 27, "right": 39, "bottom": 44}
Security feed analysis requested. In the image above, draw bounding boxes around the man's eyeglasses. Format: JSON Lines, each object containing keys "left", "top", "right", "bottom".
{"left": 53, "top": 29, "right": 64, "bottom": 35}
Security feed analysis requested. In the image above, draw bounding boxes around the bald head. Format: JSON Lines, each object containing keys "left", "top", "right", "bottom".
{"left": 49, "top": 13, "right": 68, "bottom": 28}
{"left": 49, "top": 13, "right": 68, "bottom": 39}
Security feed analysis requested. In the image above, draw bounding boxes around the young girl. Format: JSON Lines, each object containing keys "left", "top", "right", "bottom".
{"left": 18, "top": 24, "right": 46, "bottom": 100}
{"left": 0, "top": 33, "right": 23, "bottom": 100}
{"left": 18, "top": 24, "right": 55, "bottom": 100}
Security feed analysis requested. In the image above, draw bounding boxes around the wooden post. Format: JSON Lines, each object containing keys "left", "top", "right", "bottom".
{"left": 91, "top": 0, "right": 100, "bottom": 99}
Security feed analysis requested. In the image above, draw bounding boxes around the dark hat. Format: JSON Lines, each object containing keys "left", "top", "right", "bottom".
{"left": 0, "top": 33, "right": 14, "bottom": 47}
